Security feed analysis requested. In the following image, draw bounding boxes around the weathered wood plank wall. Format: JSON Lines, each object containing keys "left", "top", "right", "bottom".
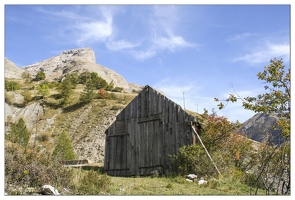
{"left": 104, "top": 86, "right": 196, "bottom": 176}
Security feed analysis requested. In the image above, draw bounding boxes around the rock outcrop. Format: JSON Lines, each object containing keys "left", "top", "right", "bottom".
{"left": 21, "top": 48, "right": 130, "bottom": 89}
{"left": 5, "top": 100, "right": 44, "bottom": 130}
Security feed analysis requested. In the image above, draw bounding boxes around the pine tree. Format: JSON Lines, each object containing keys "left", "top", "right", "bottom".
{"left": 79, "top": 79, "right": 97, "bottom": 103}
{"left": 58, "top": 77, "right": 74, "bottom": 106}
{"left": 52, "top": 131, "right": 76, "bottom": 161}
{"left": 10, "top": 118, "right": 30, "bottom": 147}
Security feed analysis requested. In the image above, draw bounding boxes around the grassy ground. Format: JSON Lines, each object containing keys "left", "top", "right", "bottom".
{"left": 104, "top": 175, "right": 266, "bottom": 195}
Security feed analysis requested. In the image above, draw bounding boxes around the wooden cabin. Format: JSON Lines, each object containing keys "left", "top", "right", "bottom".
{"left": 104, "top": 85, "right": 198, "bottom": 176}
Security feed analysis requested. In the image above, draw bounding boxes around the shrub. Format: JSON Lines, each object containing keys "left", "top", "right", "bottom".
{"left": 98, "top": 88, "right": 108, "bottom": 99}
{"left": 170, "top": 144, "right": 217, "bottom": 177}
{"left": 5, "top": 92, "right": 14, "bottom": 105}
{"left": 105, "top": 81, "right": 114, "bottom": 91}
{"left": 21, "top": 71, "right": 32, "bottom": 82}
{"left": 21, "top": 90, "right": 32, "bottom": 103}
{"left": 37, "top": 83, "right": 50, "bottom": 99}
{"left": 74, "top": 171, "right": 111, "bottom": 195}
{"left": 112, "top": 87, "right": 124, "bottom": 92}
{"left": 107, "top": 92, "right": 117, "bottom": 100}
{"left": 5, "top": 143, "right": 74, "bottom": 194}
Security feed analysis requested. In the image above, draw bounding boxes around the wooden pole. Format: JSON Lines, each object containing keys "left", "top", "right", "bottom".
{"left": 191, "top": 122, "right": 222, "bottom": 176}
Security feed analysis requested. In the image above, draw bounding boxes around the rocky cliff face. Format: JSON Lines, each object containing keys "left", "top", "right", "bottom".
{"left": 240, "top": 113, "right": 283, "bottom": 145}
{"left": 20, "top": 48, "right": 130, "bottom": 89}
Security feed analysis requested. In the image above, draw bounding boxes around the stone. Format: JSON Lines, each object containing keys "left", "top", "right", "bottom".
{"left": 186, "top": 174, "right": 197, "bottom": 182}
{"left": 40, "top": 185, "right": 60, "bottom": 195}
{"left": 198, "top": 177, "right": 208, "bottom": 185}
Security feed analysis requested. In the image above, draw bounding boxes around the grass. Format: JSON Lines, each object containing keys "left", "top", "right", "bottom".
{"left": 103, "top": 175, "right": 267, "bottom": 195}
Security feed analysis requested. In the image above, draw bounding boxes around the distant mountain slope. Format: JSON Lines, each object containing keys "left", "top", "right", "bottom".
{"left": 239, "top": 113, "right": 283, "bottom": 145}
{"left": 4, "top": 57, "right": 24, "bottom": 79}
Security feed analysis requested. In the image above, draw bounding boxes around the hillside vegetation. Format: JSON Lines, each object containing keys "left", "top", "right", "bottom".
{"left": 4, "top": 56, "right": 290, "bottom": 195}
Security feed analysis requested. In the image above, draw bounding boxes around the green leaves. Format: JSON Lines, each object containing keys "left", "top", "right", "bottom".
{"left": 35, "top": 71, "right": 46, "bottom": 81}
{"left": 79, "top": 79, "right": 98, "bottom": 103}
{"left": 37, "top": 83, "right": 50, "bottom": 98}
{"left": 10, "top": 118, "right": 30, "bottom": 147}
{"left": 52, "top": 130, "right": 76, "bottom": 161}
{"left": 214, "top": 58, "right": 290, "bottom": 139}
{"left": 5, "top": 80, "right": 20, "bottom": 91}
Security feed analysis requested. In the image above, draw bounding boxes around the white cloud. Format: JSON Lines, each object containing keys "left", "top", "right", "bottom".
{"left": 36, "top": 5, "right": 197, "bottom": 60}
{"left": 34, "top": 6, "right": 91, "bottom": 21}
{"left": 130, "top": 50, "right": 156, "bottom": 61}
{"left": 105, "top": 40, "right": 140, "bottom": 51}
{"left": 76, "top": 19, "right": 113, "bottom": 45}
{"left": 153, "top": 35, "right": 195, "bottom": 52}
{"left": 232, "top": 41, "right": 290, "bottom": 64}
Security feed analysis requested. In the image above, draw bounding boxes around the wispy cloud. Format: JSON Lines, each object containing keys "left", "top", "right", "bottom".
{"left": 147, "top": 6, "right": 196, "bottom": 54}
{"left": 232, "top": 41, "right": 290, "bottom": 64}
{"left": 153, "top": 35, "right": 196, "bottom": 52}
{"left": 105, "top": 40, "right": 140, "bottom": 51}
{"left": 75, "top": 20, "right": 113, "bottom": 45}
{"left": 130, "top": 50, "right": 156, "bottom": 60}
{"left": 33, "top": 5, "right": 197, "bottom": 61}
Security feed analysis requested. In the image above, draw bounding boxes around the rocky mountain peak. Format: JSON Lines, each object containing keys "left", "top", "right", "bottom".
{"left": 5, "top": 47, "right": 136, "bottom": 90}
{"left": 61, "top": 47, "right": 96, "bottom": 64}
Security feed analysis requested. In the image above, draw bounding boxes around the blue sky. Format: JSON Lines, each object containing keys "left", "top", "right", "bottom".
{"left": 3, "top": 2, "right": 291, "bottom": 123}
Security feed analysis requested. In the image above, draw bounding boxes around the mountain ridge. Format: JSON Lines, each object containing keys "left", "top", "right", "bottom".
{"left": 5, "top": 47, "right": 142, "bottom": 91}
{"left": 239, "top": 113, "right": 283, "bottom": 145}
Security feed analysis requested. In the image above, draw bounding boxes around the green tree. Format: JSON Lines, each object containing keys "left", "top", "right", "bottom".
{"left": 215, "top": 58, "right": 290, "bottom": 139}
{"left": 10, "top": 118, "right": 30, "bottom": 147}
{"left": 90, "top": 72, "right": 98, "bottom": 79}
{"left": 37, "top": 83, "right": 50, "bottom": 99}
{"left": 68, "top": 72, "right": 80, "bottom": 87}
{"left": 35, "top": 71, "right": 46, "bottom": 81}
{"left": 5, "top": 80, "right": 20, "bottom": 91}
{"left": 214, "top": 58, "right": 290, "bottom": 195}
{"left": 79, "top": 71, "right": 91, "bottom": 84}
{"left": 52, "top": 131, "right": 76, "bottom": 160}
{"left": 58, "top": 77, "right": 74, "bottom": 106}
{"left": 79, "top": 79, "right": 97, "bottom": 103}
{"left": 91, "top": 76, "right": 108, "bottom": 89}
